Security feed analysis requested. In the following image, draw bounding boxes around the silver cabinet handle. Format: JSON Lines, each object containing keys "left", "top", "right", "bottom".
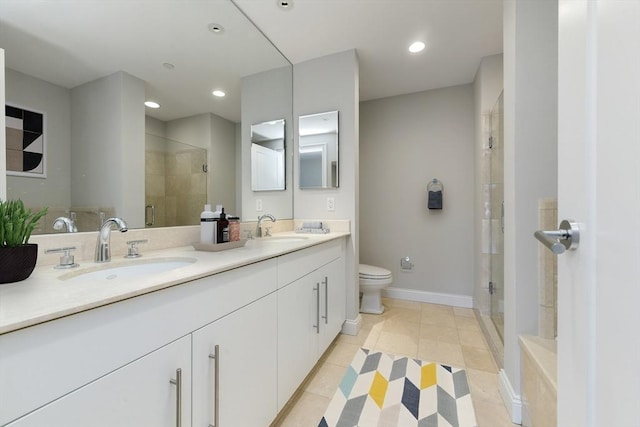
{"left": 534, "top": 219, "right": 580, "bottom": 254}
{"left": 313, "top": 284, "right": 320, "bottom": 334}
{"left": 169, "top": 368, "right": 182, "bottom": 427}
{"left": 322, "top": 276, "right": 328, "bottom": 324}
{"left": 208, "top": 345, "right": 220, "bottom": 427}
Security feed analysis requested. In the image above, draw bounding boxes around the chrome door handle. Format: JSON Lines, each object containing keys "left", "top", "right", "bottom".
{"left": 208, "top": 345, "right": 220, "bottom": 427}
{"left": 534, "top": 219, "right": 580, "bottom": 254}
{"left": 322, "top": 276, "right": 328, "bottom": 324}
{"left": 169, "top": 368, "right": 182, "bottom": 427}
{"left": 313, "top": 284, "right": 320, "bottom": 334}
{"left": 145, "top": 204, "right": 155, "bottom": 226}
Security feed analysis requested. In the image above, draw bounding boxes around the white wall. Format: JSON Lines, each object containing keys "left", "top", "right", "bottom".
{"left": 473, "top": 54, "right": 503, "bottom": 313}
{"left": 294, "top": 50, "right": 360, "bottom": 324}
{"left": 70, "top": 71, "right": 145, "bottom": 227}
{"left": 5, "top": 69, "right": 71, "bottom": 208}
{"left": 241, "top": 66, "right": 293, "bottom": 221}
{"left": 502, "top": 0, "right": 558, "bottom": 421}
{"left": 360, "top": 85, "right": 475, "bottom": 300}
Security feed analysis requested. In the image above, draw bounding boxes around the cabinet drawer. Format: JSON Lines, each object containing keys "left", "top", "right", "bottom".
{"left": 0, "top": 259, "right": 277, "bottom": 426}
{"left": 277, "top": 239, "right": 342, "bottom": 288}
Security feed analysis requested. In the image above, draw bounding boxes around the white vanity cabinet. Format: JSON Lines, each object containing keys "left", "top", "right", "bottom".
{"left": 7, "top": 335, "right": 192, "bottom": 427}
{"left": 0, "top": 235, "right": 347, "bottom": 427}
{"left": 276, "top": 239, "right": 346, "bottom": 410}
{"left": 192, "top": 292, "right": 278, "bottom": 427}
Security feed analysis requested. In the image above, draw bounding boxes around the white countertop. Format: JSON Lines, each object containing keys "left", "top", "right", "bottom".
{"left": 0, "top": 232, "right": 349, "bottom": 335}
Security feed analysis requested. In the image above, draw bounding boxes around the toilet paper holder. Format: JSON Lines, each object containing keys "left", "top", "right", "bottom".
{"left": 534, "top": 219, "right": 580, "bottom": 254}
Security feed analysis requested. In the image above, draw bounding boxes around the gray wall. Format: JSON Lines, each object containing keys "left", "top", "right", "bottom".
{"left": 70, "top": 71, "right": 145, "bottom": 227}
{"left": 241, "top": 65, "right": 293, "bottom": 221}
{"left": 294, "top": 50, "right": 360, "bottom": 324}
{"left": 360, "top": 84, "right": 475, "bottom": 299}
{"left": 5, "top": 68, "right": 71, "bottom": 208}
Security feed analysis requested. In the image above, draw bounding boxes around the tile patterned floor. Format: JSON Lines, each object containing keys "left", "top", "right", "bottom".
{"left": 272, "top": 298, "right": 519, "bottom": 427}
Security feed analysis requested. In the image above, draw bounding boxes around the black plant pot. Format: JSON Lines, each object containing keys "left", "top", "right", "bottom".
{"left": 0, "top": 243, "right": 38, "bottom": 284}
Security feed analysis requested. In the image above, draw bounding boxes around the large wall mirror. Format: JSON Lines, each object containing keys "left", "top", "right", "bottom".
{"left": 251, "top": 119, "right": 285, "bottom": 191}
{"left": 299, "top": 111, "right": 339, "bottom": 189}
{"left": 0, "top": 0, "right": 293, "bottom": 232}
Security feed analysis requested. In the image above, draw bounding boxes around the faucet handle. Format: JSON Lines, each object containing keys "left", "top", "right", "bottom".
{"left": 125, "top": 239, "right": 148, "bottom": 259}
{"left": 245, "top": 230, "right": 254, "bottom": 240}
{"left": 264, "top": 227, "right": 272, "bottom": 237}
{"left": 45, "top": 246, "right": 79, "bottom": 269}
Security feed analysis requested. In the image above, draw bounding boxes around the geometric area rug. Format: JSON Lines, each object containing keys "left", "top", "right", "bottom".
{"left": 318, "top": 348, "right": 477, "bottom": 427}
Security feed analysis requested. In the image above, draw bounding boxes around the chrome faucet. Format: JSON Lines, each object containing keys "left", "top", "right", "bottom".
{"left": 256, "top": 214, "right": 276, "bottom": 238}
{"left": 95, "top": 217, "right": 128, "bottom": 262}
{"left": 52, "top": 215, "right": 78, "bottom": 233}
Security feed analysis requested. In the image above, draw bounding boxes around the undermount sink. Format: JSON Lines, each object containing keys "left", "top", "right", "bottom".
{"left": 261, "top": 236, "right": 309, "bottom": 243}
{"left": 59, "top": 257, "right": 197, "bottom": 283}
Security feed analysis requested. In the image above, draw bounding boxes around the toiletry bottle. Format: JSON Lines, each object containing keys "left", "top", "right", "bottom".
{"left": 200, "top": 204, "right": 215, "bottom": 244}
{"left": 217, "top": 208, "right": 229, "bottom": 243}
{"left": 228, "top": 216, "right": 240, "bottom": 242}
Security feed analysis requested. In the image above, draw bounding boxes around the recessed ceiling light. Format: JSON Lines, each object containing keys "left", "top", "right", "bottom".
{"left": 408, "top": 41, "right": 426, "bottom": 53}
{"left": 277, "top": 0, "right": 293, "bottom": 10}
{"left": 208, "top": 23, "right": 225, "bottom": 34}
{"left": 212, "top": 90, "right": 226, "bottom": 97}
{"left": 144, "top": 101, "right": 160, "bottom": 109}
{"left": 162, "top": 62, "right": 175, "bottom": 70}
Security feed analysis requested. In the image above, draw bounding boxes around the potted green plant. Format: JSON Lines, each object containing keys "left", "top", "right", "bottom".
{"left": 0, "top": 200, "right": 47, "bottom": 284}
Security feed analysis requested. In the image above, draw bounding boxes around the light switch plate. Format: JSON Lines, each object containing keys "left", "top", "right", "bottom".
{"left": 256, "top": 199, "right": 263, "bottom": 212}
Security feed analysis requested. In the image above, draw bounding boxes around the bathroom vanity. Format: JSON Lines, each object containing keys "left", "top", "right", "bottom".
{"left": 0, "top": 233, "right": 348, "bottom": 426}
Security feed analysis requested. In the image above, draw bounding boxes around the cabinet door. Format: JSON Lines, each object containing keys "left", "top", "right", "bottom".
{"left": 7, "top": 336, "right": 191, "bottom": 427}
{"left": 277, "top": 274, "right": 319, "bottom": 410}
{"left": 318, "top": 256, "right": 346, "bottom": 354}
{"left": 192, "top": 293, "right": 278, "bottom": 427}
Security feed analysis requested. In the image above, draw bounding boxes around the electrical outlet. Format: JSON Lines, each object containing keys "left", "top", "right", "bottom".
{"left": 327, "top": 197, "right": 335, "bottom": 212}
{"left": 256, "top": 199, "right": 263, "bottom": 212}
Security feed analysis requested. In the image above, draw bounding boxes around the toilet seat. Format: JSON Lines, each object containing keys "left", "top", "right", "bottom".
{"left": 359, "top": 264, "right": 392, "bottom": 280}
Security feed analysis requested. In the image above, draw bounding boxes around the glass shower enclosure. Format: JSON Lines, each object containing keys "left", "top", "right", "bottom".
{"left": 145, "top": 133, "right": 207, "bottom": 228}
{"left": 489, "top": 92, "right": 504, "bottom": 341}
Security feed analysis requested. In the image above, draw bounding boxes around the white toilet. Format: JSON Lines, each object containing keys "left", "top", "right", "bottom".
{"left": 359, "top": 264, "right": 393, "bottom": 314}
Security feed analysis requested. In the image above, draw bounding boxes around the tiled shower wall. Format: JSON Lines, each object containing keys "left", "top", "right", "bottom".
{"left": 145, "top": 147, "right": 207, "bottom": 228}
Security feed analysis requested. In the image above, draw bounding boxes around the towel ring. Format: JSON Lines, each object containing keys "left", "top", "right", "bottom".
{"left": 428, "top": 178, "right": 443, "bottom": 192}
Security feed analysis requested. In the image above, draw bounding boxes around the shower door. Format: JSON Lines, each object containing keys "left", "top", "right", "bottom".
{"left": 489, "top": 92, "right": 504, "bottom": 341}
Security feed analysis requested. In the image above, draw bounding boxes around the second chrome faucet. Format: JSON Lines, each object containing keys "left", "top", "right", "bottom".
{"left": 256, "top": 214, "right": 276, "bottom": 238}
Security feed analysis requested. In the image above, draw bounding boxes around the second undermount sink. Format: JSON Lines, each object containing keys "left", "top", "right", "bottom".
{"left": 59, "top": 257, "right": 197, "bottom": 283}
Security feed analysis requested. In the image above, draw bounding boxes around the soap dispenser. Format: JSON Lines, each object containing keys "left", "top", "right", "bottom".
{"left": 200, "top": 204, "right": 216, "bottom": 244}
{"left": 217, "top": 208, "right": 229, "bottom": 243}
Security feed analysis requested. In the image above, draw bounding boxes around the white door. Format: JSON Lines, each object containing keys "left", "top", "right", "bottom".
{"left": 192, "top": 293, "right": 278, "bottom": 427}
{"left": 8, "top": 335, "right": 191, "bottom": 427}
{"left": 557, "top": 1, "right": 640, "bottom": 426}
{"left": 318, "top": 257, "right": 346, "bottom": 354}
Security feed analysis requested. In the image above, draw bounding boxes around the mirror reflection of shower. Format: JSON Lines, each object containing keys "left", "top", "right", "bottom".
{"left": 145, "top": 133, "right": 207, "bottom": 228}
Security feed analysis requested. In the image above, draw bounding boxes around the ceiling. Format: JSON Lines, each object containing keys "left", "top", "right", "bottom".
{"left": 234, "top": 0, "right": 503, "bottom": 101}
{"left": 0, "top": 0, "right": 503, "bottom": 123}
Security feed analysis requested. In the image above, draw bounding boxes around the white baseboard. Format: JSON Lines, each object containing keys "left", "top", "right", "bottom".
{"left": 382, "top": 287, "right": 474, "bottom": 308}
{"left": 499, "top": 368, "right": 523, "bottom": 424}
{"left": 341, "top": 314, "right": 362, "bottom": 336}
